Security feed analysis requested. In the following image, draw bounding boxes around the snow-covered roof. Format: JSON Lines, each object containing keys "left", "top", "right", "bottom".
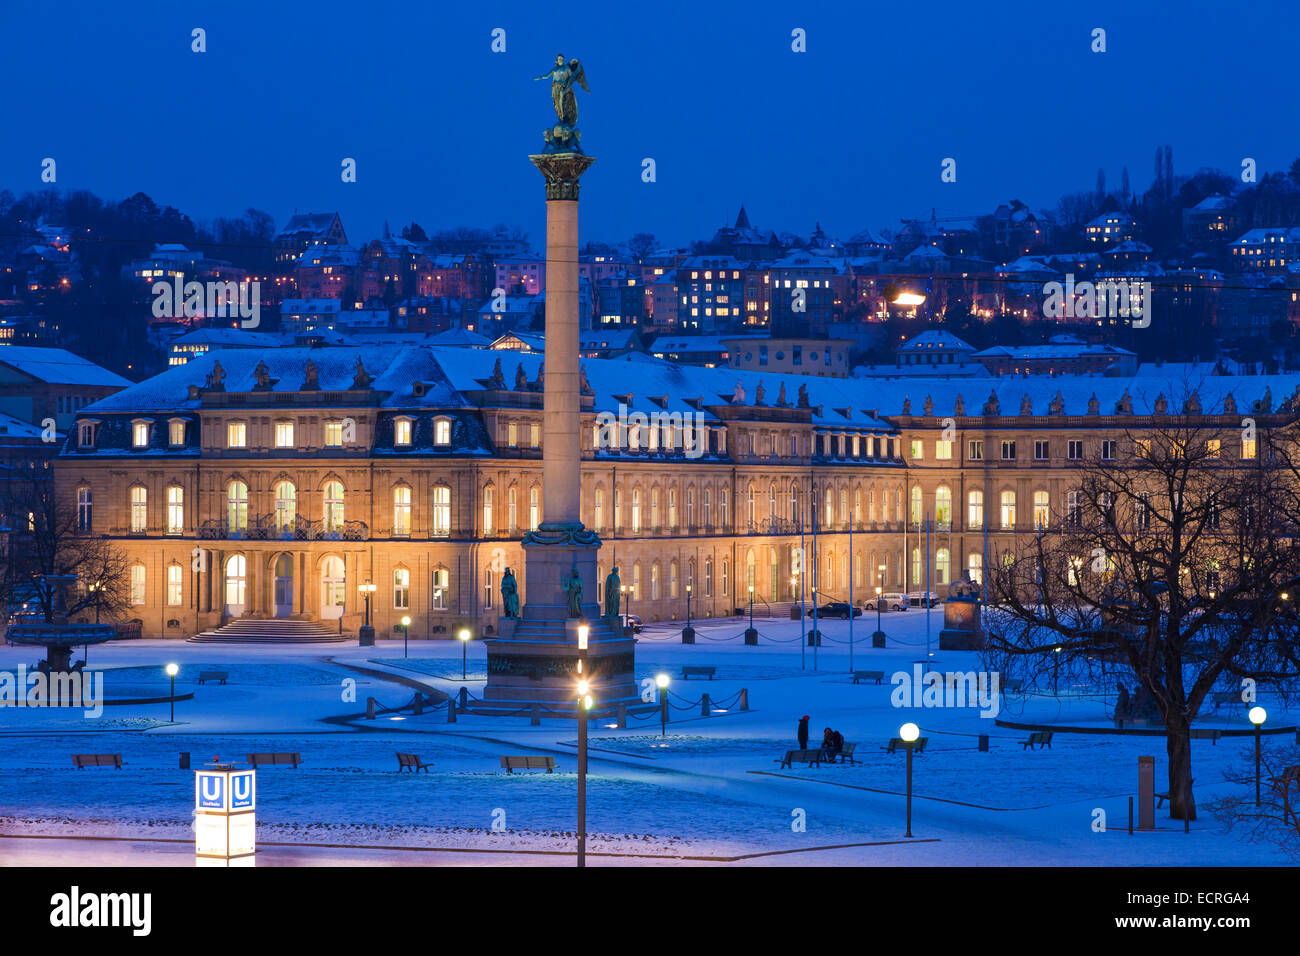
{"left": 0, "top": 347, "right": 131, "bottom": 388}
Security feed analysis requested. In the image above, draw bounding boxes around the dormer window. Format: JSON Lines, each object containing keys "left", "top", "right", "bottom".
{"left": 434, "top": 418, "right": 451, "bottom": 446}
{"left": 78, "top": 421, "right": 95, "bottom": 448}
{"left": 394, "top": 417, "right": 413, "bottom": 447}
{"left": 168, "top": 419, "right": 186, "bottom": 447}
{"left": 131, "top": 420, "right": 151, "bottom": 449}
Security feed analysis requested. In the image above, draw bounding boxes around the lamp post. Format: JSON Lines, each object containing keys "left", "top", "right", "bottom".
{"left": 656, "top": 673, "right": 670, "bottom": 736}
{"left": 165, "top": 662, "right": 179, "bottom": 722}
{"left": 1250, "top": 705, "right": 1267, "bottom": 807}
{"left": 811, "top": 586, "right": 819, "bottom": 667}
{"left": 748, "top": 584, "right": 754, "bottom": 629}
{"left": 400, "top": 615, "right": 411, "bottom": 658}
{"left": 900, "top": 721, "right": 920, "bottom": 837}
{"left": 358, "top": 581, "right": 377, "bottom": 647}
{"left": 458, "top": 627, "right": 470, "bottom": 680}
{"left": 685, "top": 584, "right": 692, "bottom": 628}
{"left": 872, "top": 564, "right": 887, "bottom": 647}
{"left": 620, "top": 584, "right": 628, "bottom": 636}
{"left": 576, "top": 621, "right": 591, "bottom": 868}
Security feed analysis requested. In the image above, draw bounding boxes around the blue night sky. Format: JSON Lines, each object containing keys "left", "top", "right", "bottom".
{"left": 2, "top": 0, "right": 1295, "bottom": 249}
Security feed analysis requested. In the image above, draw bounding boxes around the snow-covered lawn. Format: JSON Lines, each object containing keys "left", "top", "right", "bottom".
{"left": 0, "top": 611, "right": 1294, "bottom": 865}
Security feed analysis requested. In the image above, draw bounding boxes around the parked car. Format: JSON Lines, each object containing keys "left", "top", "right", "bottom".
{"left": 908, "top": 591, "right": 941, "bottom": 608}
{"left": 624, "top": 614, "right": 644, "bottom": 634}
{"left": 865, "top": 592, "right": 910, "bottom": 612}
{"left": 805, "top": 602, "right": 863, "bottom": 619}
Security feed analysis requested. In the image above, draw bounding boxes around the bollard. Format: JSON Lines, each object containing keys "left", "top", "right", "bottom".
{"left": 180, "top": 751, "right": 190, "bottom": 770}
{"left": 413, "top": 694, "right": 423, "bottom": 716}
{"left": 366, "top": 697, "right": 376, "bottom": 720}
{"left": 447, "top": 699, "right": 456, "bottom": 723}
{"left": 682, "top": 626, "right": 695, "bottom": 644}
{"left": 744, "top": 628, "right": 758, "bottom": 646}
{"left": 1184, "top": 814, "right": 1189, "bottom": 834}
{"left": 1128, "top": 796, "right": 1133, "bottom": 835}
{"left": 617, "top": 703, "right": 627, "bottom": 729}
{"left": 701, "top": 693, "right": 711, "bottom": 717}
{"left": 978, "top": 734, "right": 989, "bottom": 752}
{"left": 739, "top": 688, "right": 749, "bottom": 712}
{"left": 458, "top": 687, "right": 469, "bottom": 711}
{"left": 807, "top": 630, "right": 821, "bottom": 647}
{"left": 1138, "top": 757, "right": 1155, "bottom": 830}
{"left": 530, "top": 703, "right": 541, "bottom": 726}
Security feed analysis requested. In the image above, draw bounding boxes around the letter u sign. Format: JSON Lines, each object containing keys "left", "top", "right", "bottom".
{"left": 231, "top": 772, "right": 254, "bottom": 810}
{"left": 198, "top": 773, "right": 225, "bottom": 809}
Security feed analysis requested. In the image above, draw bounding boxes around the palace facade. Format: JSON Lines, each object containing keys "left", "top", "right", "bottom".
{"left": 55, "top": 344, "right": 1300, "bottom": 639}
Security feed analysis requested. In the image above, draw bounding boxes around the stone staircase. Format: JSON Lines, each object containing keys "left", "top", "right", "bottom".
{"left": 189, "top": 618, "right": 350, "bottom": 644}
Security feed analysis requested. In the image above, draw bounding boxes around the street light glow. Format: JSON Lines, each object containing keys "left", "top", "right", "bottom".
{"left": 165, "top": 663, "right": 179, "bottom": 677}
{"left": 1249, "top": 705, "right": 1267, "bottom": 726}
{"left": 900, "top": 722, "right": 920, "bottom": 742}
{"left": 458, "top": 628, "right": 470, "bottom": 642}
{"left": 655, "top": 673, "right": 669, "bottom": 689}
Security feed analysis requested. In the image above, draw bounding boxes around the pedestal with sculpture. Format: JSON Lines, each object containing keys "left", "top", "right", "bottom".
{"left": 938, "top": 571, "right": 986, "bottom": 651}
{"left": 480, "top": 57, "right": 638, "bottom": 713}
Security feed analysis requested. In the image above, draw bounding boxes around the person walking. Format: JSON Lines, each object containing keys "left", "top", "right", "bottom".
{"left": 797, "top": 715, "right": 810, "bottom": 751}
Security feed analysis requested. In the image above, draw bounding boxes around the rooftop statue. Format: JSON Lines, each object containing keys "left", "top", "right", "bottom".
{"left": 535, "top": 55, "right": 589, "bottom": 152}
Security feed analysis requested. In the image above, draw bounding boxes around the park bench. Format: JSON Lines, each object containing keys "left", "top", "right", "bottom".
{"left": 779, "top": 749, "right": 823, "bottom": 768}
{"left": 72, "top": 753, "right": 122, "bottom": 769}
{"left": 500, "top": 755, "right": 556, "bottom": 773}
{"left": 681, "top": 666, "right": 716, "bottom": 680}
{"left": 827, "top": 741, "right": 859, "bottom": 765}
{"left": 247, "top": 752, "right": 301, "bottom": 768}
{"left": 852, "top": 670, "right": 884, "bottom": 685}
{"left": 1002, "top": 679, "right": 1023, "bottom": 694}
{"left": 1282, "top": 765, "right": 1300, "bottom": 826}
{"left": 197, "top": 670, "right": 229, "bottom": 685}
{"left": 1189, "top": 728, "right": 1222, "bottom": 745}
{"left": 395, "top": 752, "right": 432, "bottom": 773}
{"left": 1211, "top": 690, "right": 1241, "bottom": 709}
{"left": 1022, "top": 731, "right": 1054, "bottom": 750}
{"left": 884, "top": 737, "right": 928, "bottom": 754}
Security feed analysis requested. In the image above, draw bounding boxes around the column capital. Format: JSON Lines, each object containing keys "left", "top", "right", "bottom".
{"left": 529, "top": 152, "right": 596, "bottom": 200}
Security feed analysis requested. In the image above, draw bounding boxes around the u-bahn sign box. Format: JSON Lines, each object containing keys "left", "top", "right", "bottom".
{"left": 195, "top": 766, "right": 255, "bottom": 866}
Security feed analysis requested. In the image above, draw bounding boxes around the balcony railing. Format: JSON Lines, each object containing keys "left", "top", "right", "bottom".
{"left": 198, "top": 515, "right": 370, "bottom": 541}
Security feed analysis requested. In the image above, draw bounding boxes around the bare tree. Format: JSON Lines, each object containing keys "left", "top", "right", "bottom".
{"left": 985, "top": 401, "right": 1300, "bottom": 821}
{"left": 0, "top": 472, "right": 132, "bottom": 624}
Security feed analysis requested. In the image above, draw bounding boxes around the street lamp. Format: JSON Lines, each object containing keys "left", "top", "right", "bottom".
{"left": 458, "top": 627, "right": 471, "bottom": 680}
{"left": 685, "top": 584, "right": 692, "bottom": 627}
{"left": 165, "top": 662, "right": 179, "bottom": 722}
{"left": 873, "top": 564, "right": 887, "bottom": 646}
{"left": 748, "top": 584, "right": 755, "bottom": 629}
{"left": 400, "top": 615, "right": 411, "bottom": 658}
{"left": 358, "top": 581, "right": 376, "bottom": 626}
{"left": 900, "top": 721, "right": 920, "bottom": 837}
{"left": 358, "top": 581, "right": 377, "bottom": 647}
{"left": 576, "top": 672, "right": 593, "bottom": 868}
{"left": 656, "top": 673, "right": 670, "bottom": 736}
{"left": 1250, "top": 705, "right": 1267, "bottom": 806}
{"left": 620, "top": 584, "right": 628, "bottom": 636}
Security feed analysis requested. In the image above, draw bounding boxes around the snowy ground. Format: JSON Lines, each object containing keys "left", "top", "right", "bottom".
{"left": 0, "top": 610, "right": 1295, "bottom": 866}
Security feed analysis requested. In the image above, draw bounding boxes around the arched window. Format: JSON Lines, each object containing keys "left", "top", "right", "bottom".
{"left": 745, "top": 549, "right": 756, "bottom": 589}
{"left": 166, "top": 563, "right": 183, "bottom": 606}
{"left": 631, "top": 488, "right": 642, "bottom": 533}
{"left": 482, "top": 485, "right": 494, "bottom": 535}
{"left": 593, "top": 487, "right": 604, "bottom": 530}
{"left": 702, "top": 487, "right": 711, "bottom": 527}
{"left": 667, "top": 488, "right": 677, "bottom": 528}
{"left": 968, "top": 553, "right": 983, "bottom": 585}
{"left": 720, "top": 487, "right": 729, "bottom": 527}
{"left": 705, "top": 558, "right": 714, "bottom": 597}
{"left": 669, "top": 560, "right": 679, "bottom": 598}
{"left": 936, "top": 547, "right": 951, "bottom": 585}
{"left": 393, "top": 485, "right": 412, "bottom": 536}
{"left": 1000, "top": 490, "right": 1016, "bottom": 530}
{"left": 224, "top": 555, "right": 247, "bottom": 610}
{"left": 968, "top": 490, "right": 983, "bottom": 529}
{"left": 721, "top": 558, "right": 729, "bottom": 596}
{"left": 432, "top": 485, "right": 451, "bottom": 537}
{"left": 768, "top": 483, "right": 778, "bottom": 521}
{"left": 166, "top": 485, "right": 184, "bottom": 535}
{"left": 935, "top": 486, "right": 952, "bottom": 529}
{"left": 432, "top": 568, "right": 449, "bottom": 610}
{"left": 651, "top": 563, "right": 660, "bottom": 601}
{"left": 321, "top": 555, "right": 346, "bottom": 618}
{"left": 632, "top": 563, "right": 642, "bottom": 601}
{"left": 528, "top": 486, "right": 540, "bottom": 530}
{"left": 912, "top": 548, "right": 922, "bottom": 586}
{"left": 790, "top": 482, "right": 800, "bottom": 524}
{"left": 228, "top": 480, "right": 249, "bottom": 533}
{"left": 77, "top": 486, "right": 93, "bottom": 531}
{"left": 129, "top": 564, "right": 145, "bottom": 605}
{"left": 824, "top": 487, "right": 834, "bottom": 527}
{"left": 685, "top": 486, "right": 694, "bottom": 528}
{"left": 651, "top": 487, "right": 660, "bottom": 529}
{"left": 273, "top": 480, "right": 296, "bottom": 532}
{"left": 393, "top": 568, "right": 410, "bottom": 609}
{"left": 434, "top": 418, "right": 451, "bottom": 446}
{"left": 909, "top": 486, "right": 922, "bottom": 526}
{"left": 839, "top": 488, "right": 848, "bottom": 524}
{"left": 746, "top": 482, "right": 756, "bottom": 526}
{"left": 129, "top": 485, "right": 147, "bottom": 533}
{"left": 508, "top": 486, "right": 518, "bottom": 530}
{"left": 324, "top": 481, "right": 345, "bottom": 534}
{"left": 1035, "top": 490, "right": 1051, "bottom": 529}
